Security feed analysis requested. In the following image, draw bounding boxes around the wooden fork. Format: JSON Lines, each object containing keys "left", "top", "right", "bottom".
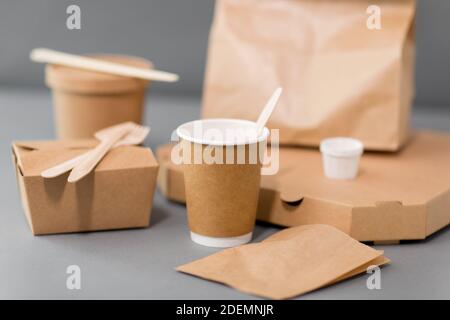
{"left": 67, "top": 123, "right": 138, "bottom": 183}
{"left": 41, "top": 124, "right": 150, "bottom": 179}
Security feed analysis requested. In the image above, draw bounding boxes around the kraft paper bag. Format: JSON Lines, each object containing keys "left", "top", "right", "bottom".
{"left": 177, "top": 224, "right": 389, "bottom": 299}
{"left": 202, "top": 0, "right": 416, "bottom": 151}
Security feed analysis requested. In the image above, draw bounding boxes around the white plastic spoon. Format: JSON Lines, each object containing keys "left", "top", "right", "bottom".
{"left": 255, "top": 87, "right": 283, "bottom": 136}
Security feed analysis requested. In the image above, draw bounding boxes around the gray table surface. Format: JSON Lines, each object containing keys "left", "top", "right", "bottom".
{"left": 1, "top": 88, "right": 449, "bottom": 300}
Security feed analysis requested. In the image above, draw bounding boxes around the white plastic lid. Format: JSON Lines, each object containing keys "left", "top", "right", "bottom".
{"left": 176, "top": 118, "right": 270, "bottom": 146}
{"left": 320, "top": 137, "right": 364, "bottom": 157}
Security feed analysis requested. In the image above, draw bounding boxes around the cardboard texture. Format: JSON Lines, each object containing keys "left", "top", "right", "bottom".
{"left": 177, "top": 224, "right": 390, "bottom": 299}
{"left": 46, "top": 55, "right": 152, "bottom": 139}
{"left": 157, "top": 131, "right": 450, "bottom": 242}
{"left": 202, "top": 0, "right": 416, "bottom": 151}
{"left": 181, "top": 139, "right": 263, "bottom": 238}
{"left": 12, "top": 140, "right": 159, "bottom": 235}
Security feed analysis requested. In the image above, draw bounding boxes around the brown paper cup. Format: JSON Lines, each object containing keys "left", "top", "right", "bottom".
{"left": 46, "top": 55, "right": 152, "bottom": 139}
{"left": 176, "top": 119, "right": 269, "bottom": 247}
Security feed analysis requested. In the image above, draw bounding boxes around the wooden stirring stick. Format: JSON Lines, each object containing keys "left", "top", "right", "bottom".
{"left": 68, "top": 123, "right": 137, "bottom": 183}
{"left": 30, "top": 48, "right": 179, "bottom": 83}
{"left": 255, "top": 87, "right": 283, "bottom": 136}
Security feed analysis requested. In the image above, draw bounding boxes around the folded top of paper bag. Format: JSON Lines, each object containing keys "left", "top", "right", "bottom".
{"left": 177, "top": 224, "right": 389, "bottom": 299}
{"left": 13, "top": 140, "right": 157, "bottom": 177}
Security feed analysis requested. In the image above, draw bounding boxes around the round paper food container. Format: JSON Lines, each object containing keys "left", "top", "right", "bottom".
{"left": 320, "top": 137, "right": 364, "bottom": 180}
{"left": 46, "top": 54, "right": 152, "bottom": 139}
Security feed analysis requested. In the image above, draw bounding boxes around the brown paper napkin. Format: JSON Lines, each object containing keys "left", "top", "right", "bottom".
{"left": 177, "top": 224, "right": 390, "bottom": 299}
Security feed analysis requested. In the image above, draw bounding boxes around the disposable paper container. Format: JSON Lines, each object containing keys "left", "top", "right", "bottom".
{"left": 46, "top": 55, "right": 152, "bottom": 139}
{"left": 12, "top": 140, "right": 159, "bottom": 235}
{"left": 320, "top": 137, "right": 364, "bottom": 180}
{"left": 177, "top": 119, "right": 270, "bottom": 248}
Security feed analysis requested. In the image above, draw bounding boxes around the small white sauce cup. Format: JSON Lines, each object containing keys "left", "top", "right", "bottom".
{"left": 320, "top": 137, "right": 364, "bottom": 180}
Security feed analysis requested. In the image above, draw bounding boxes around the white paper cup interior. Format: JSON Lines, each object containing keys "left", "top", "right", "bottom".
{"left": 176, "top": 118, "right": 270, "bottom": 146}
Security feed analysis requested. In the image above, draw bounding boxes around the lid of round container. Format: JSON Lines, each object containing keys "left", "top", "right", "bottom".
{"left": 45, "top": 55, "right": 153, "bottom": 94}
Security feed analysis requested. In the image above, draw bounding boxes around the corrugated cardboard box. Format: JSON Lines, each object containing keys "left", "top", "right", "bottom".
{"left": 157, "top": 131, "right": 450, "bottom": 243}
{"left": 12, "top": 140, "right": 159, "bottom": 235}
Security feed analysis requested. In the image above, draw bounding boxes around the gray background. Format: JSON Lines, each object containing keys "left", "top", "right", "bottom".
{"left": 1, "top": 1, "right": 450, "bottom": 300}
{"left": 0, "top": 0, "right": 449, "bottom": 106}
